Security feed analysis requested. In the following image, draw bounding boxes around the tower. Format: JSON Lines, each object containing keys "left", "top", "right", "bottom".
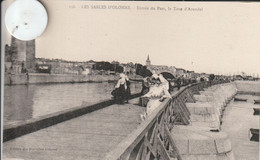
{"left": 10, "top": 36, "right": 35, "bottom": 72}
{"left": 146, "top": 55, "right": 151, "bottom": 66}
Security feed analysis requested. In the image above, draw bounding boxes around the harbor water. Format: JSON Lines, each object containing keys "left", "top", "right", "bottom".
{"left": 221, "top": 94, "right": 260, "bottom": 160}
{"left": 4, "top": 82, "right": 142, "bottom": 125}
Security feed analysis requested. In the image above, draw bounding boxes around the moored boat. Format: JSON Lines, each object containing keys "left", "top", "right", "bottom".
{"left": 253, "top": 108, "right": 260, "bottom": 115}
{"left": 254, "top": 100, "right": 260, "bottom": 104}
{"left": 234, "top": 97, "right": 247, "bottom": 102}
{"left": 250, "top": 128, "right": 259, "bottom": 142}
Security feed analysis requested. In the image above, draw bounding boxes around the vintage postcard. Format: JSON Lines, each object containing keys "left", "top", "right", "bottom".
{"left": 1, "top": 0, "right": 260, "bottom": 160}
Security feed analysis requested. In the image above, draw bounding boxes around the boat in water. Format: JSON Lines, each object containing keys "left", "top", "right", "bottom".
{"left": 250, "top": 128, "right": 259, "bottom": 142}
{"left": 254, "top": 100, "right": 260, "bottom": 104}
{"left": 234, "top": 97, "right": 247, "bottom": 102}
{"left": 253, "top": 108, "right": 260, "bottom": 115}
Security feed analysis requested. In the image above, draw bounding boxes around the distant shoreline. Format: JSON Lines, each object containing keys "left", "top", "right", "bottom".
{"left": 4, "top": 73, "right": 142, "bottom": 85}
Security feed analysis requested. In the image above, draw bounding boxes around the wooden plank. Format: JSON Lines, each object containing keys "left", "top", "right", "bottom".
{"left": 174, "top": 100, "right": 189, "bottom": 125}
{"left": 143, "top": 136, "right": 157, "bottom": 157}
{"left": 3, "top": 103, "right": 144, "bottom": 160}
{"left": 141, "top": 141, "right": 147, "bottom": 160}
{"left": 165, "top": 127, "right": 183, "bottom": 160}
{"left": 129, "top": 138, "right": 144, "bottom": 160}
{"left": 157, "top": 136, "right": 171, "bottom": 160}
{"left": 177, "top": 98, "right": 190, "bottom": 117}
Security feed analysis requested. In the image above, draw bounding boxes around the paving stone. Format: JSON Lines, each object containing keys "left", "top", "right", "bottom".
{"left": 171, "top": 133, "right": 189, "bottom": 155}
{"left": 186, "top": 103, "right": 215, "bottom": 115}
{"left": 195, "top": 154, "right": 218, "bottom": 160}
{"left": 190, "top": 114, "right": 218, "bottom": 122}
{"left": 191, "top": 121, "right": 220, "bottom": 130}
{"left": 181, "top": 155, "right": 199, "bottom": 160}
{"left": 194, "top": 95, "right": 208, "bottom": 102}
{"left": 181, "top": 154, "right": 232, "bottom": 160}
{"left": 194, "top": 95, "right": 214, "bottom": 102}
{"left": 225, "top": 151, "right": 235, "bottom": 160}
{"left": 189, "top": 137, "right": 217, "bottom": 154}
{"left": 215, "top": 136, "right": 232, "bottom": 154}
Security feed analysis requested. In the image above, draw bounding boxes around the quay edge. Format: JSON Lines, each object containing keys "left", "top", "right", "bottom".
{"left": 4, "top": 73, "right": 122, "bottom": 85}
{"left": 171, "top": 81, "right": 260, "bottom": 160}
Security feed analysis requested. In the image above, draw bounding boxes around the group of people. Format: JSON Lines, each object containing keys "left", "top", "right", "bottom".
{"left": 111, "top": 73, "right": 131, "bottom": 104}
{"left": 140, "top": 72, "right": 172, "bottom": 120}
{"left": 111, "top": 71, "right": 173, "bottom": 121}
{"left": 141, "top": 72, "right": 173, "bottom": 95}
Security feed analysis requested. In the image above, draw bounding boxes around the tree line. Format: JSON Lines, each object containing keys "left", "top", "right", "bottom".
{"left": 93, "top": 62, "right": 151, "bottom": 77}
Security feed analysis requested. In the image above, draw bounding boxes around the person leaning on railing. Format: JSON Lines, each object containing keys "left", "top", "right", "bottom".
{"left": 140, "top": 78, "right": 172, "bottom": 121}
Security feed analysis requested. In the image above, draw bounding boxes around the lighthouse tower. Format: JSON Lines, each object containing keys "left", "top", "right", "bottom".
{"left": 146, "top": 55, "right": 151, "bottom": 66}
{"left": 10, "top": 36, "right": 35, "bottom": 72}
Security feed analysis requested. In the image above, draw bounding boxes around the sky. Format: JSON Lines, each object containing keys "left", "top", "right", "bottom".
{"left": 4, "top": 1, "right": 260, "bottom": 76}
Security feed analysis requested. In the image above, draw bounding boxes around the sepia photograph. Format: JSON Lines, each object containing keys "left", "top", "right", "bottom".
{"left": 1, "top": 0, "right": 260, "bottom": 160}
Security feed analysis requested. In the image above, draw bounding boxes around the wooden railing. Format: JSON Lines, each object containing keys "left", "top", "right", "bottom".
{"left": 104, "top": 80, "right": 229, "bottom": 160}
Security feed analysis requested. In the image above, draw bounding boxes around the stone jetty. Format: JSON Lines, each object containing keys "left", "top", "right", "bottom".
{"left": 171, "top": 83, "right": 238, "bottom": 160}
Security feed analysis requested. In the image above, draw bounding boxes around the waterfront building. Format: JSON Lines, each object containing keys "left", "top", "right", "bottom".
{"left": 185, "top": 70, "right": 195, "bottom": 79}
{"left": 85, "top": 61, "right": 96, "bottom": 69}
{"left": 175, "top": 68, "right": 186, "bottom": 77}
{"left": 82, "top": 68, "right": 91, "bottom": 75}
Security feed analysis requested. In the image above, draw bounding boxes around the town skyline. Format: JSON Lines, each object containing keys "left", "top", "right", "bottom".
{"left": 33, "top": 56, "right": 259, "bottom": 77}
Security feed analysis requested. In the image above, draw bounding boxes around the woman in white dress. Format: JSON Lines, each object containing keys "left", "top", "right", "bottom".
{"left": 140, "top": 78, "right": 171, "bottom": 121}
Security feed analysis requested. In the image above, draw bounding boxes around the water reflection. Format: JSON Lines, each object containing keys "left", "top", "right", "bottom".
{"left": 4, "top": 82, "right": 142, "bottom": 125}
{"left": 4, "top": 85, "right": 34, "bottom": 122}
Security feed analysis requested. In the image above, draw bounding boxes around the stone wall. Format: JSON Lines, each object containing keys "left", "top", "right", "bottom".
{"left": 171, "top": 82, "right": 238, "bottom": 160}
{"left": 235, "top": 80, "right": 260, "bottom": 95}
{"left": 4, "top": 73, "right": 119, "bottom": 85}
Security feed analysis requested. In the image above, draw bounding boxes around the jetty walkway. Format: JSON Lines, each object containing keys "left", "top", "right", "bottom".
{"left": 4, "top": 80, "right": 257, "bottom": 160}
{"left": 2, "top": 81, "right": 222, "bottom": 160}
{"left": 3, "top": 84, "right": 186, "bottom": 160}
{"left": 3, "top": 97, "right": 145, "bottom": 160}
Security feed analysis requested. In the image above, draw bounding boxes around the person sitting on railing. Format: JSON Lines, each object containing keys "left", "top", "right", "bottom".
{"left": 140, "top": 78, "right": 172, "bottom": 121}
{"left": 151, "top": 73, "right": 170, "bottom": 92}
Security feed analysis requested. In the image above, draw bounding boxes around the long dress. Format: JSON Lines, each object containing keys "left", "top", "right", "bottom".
{"left": 140, "top": 84, "right": 171, "bottom": 120}
{"left": 114, "top": 78, "right": 127, "bottom": 104}
{"left": 125, "top": 80, "right": 131, "bottom": 102}
{"left": 116, "top": 84, "right": 126, "bottom": 104}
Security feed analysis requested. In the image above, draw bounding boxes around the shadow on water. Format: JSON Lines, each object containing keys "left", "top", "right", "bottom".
{"left": 4, "top": 85, "right": 34, "bottom": 122}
